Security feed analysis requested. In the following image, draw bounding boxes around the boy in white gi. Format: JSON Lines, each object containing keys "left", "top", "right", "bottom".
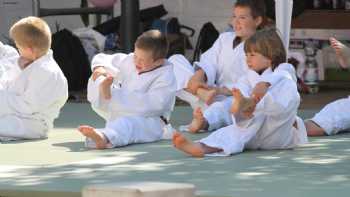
{"left": 0, "top": 16, "right": 68, "bottom": 140}
{"left": 78, "top": 30, "right": 177, "bottom": 149}
{"left": 169, "top": 0, "right": 266, "bottom": 109}
{"left": 173, "top": 28, "right": 308, "bottom": 157}
{"left": 305, "top": 37, "right": 350, "bottom": 136}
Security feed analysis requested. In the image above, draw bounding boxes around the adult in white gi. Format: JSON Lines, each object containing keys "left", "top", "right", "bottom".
{"left": 79, "top": 30, "right": 177, "bottom": 149}
{"left": 305, "top": 37, "right": 350, "bottom": 136}
{"left": 0, "top": 17, "right": 68, "bottom": 140}
{"left": 169, "top": 0, "right": 267, "bottom": 109}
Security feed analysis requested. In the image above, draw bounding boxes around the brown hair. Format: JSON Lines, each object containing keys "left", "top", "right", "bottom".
{"left": 10, "top": 16, "right": 51, "bottom": 57}
{"left": 233, "top": 0, "right": 267, "bottom": 49}
{"left": 135, "top": 30, "right": 169, "bottom": 60}
{"left": 244, "top": 27, "right": 286, "bottom": 70}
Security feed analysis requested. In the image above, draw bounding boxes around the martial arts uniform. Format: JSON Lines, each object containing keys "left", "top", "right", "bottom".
{"left": 198, "top": 63, "right": 308, "bottom": 156}
{"left": 310, "top": 97, "right": 350, "bottom": 135}
{"left": 203, "top": 63, "right": 298, "bottom": 131}
{"left": 87, "top": 53, "right": 177, "bottom": 148}
{"left": 0, "top": 44, "right": 68, "bottom": 140}
{"left": 169, "top": 32, "right": 248, "bottom": 109}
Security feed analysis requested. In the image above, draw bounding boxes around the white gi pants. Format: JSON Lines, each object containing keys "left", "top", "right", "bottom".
{"left": 98, "top": 116, "right": 164, "bottom": 148}
{"left": 311, "top": 97, "right": 350, "bottom": 135}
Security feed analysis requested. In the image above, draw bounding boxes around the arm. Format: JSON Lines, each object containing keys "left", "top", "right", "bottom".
{"left": 91, "top": 53, "right": 128, "bottom": 71}
{"left": 91, "top": 53, "right": 126, "bottom": 81}
{"left": 107, "top": 69, "right": 177, "bottom": 117}
{"left": 252, "top": 63, "right": 297, "bottom": 101}
{"left": 0, "top": 42, "right": 19, "bottom": 60}
{"left": 0, "top": 68, "right": 67, "bottom": 116}
{"left": 195, "top": 33, "right": 226, "bottom": 87}
{"left": 257, "top": 78, "right": 299, "bottom": 118}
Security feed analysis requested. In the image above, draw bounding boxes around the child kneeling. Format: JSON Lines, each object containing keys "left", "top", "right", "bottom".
{"left": 78, "top": 30, "right": 177, "bottom": 149}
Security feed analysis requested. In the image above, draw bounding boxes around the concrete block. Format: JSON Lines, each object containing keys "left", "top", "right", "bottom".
{"left": 82, "top": 181, "right": 196, "bottom": 197}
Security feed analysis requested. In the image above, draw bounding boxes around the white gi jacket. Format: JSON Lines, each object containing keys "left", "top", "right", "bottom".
{"left": 200, "top": 63, "right": 308, "bottom": 156}
{"left": 87, "top": 53, "right": 177, "bottom": 147}
{"left": 0, "top": 44, "right": 68, "bottom": 139}
{"left": 169, "top": 32, "right": 248, "bottom": 109}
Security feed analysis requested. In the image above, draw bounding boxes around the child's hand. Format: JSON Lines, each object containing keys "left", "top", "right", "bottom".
{"left": 329, "top": 37, "right": 349, "bottom": 69}
{"left": 251, "top": 82, "right": 270, "bottom": 103}
{"left": 92, "top": 66, "right": 107, "bottom": 81}
{"left": 187, "top": 79, "right": 209, "bottom": 95}
{"left": 241, "top": 99, "right": 256, "bottom": 119}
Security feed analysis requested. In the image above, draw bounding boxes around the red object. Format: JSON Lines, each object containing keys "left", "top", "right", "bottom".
{"left": 88, "top": 0, "right": 118, "bottom": 8}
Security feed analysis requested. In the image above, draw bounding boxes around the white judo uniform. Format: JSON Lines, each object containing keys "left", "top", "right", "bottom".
{"left": 169, "top": 32, "right": 248, "bottom": 109}
{"left": 198, "top": 63, "right": 308, "bottom": 156}
{"left": 0, "top": 43, "right": 68, "bottom": 140}
{"left": 310, "top": 97, "right": 350, "bottom": 135}
{"left": 87, "top": 53, "right": 177, "bottom": 148}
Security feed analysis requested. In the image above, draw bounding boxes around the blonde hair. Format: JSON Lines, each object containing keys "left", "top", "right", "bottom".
{"left": 10, "top": 16, "right": 51, "bottom": 57}
{"left": 244, "top": 28, "right": 286, "bottom": 70}
{"left": 135, "top": 30, "right": 169, "bottom": 60}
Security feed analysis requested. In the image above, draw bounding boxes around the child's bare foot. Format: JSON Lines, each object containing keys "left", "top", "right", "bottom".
{"left": 231, "top": 89, "right": 256, "bottom": 119}
{"left": 100, "top": 76, "right": 113, "bottom": 100}
{"left": 197, "top": 88, "right": 217, "bottom": 105}
{"left": 172, "top": 131, "right": 204, "bottom": 157}
{"left": 304, "top": 120, "right": 326, "bottom": 136}
{"left": 330, "top": 37, "right": 349, "bottom": 69}
{"left": 230, "top": 88, "right": 244, "bottom": 114}
{"left": 188, "top": 107, "right": 208, "bottom": 133}
{"left": 78, "top": 125, "right": 108, "bottom": 149}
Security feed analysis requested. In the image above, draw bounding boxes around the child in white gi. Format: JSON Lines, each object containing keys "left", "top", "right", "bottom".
{"left": 0, "top": 16, "right": 68, "bottom": 140}
{"left": 78, "top": 30, "right": 177, "bottom": 149}
{"left": 305, "top": 37, "right": 350, "bottom": 136}
{"left": 169, "top": 0, "right": 267, "bottom": 109}
{"left": 173, "top": 28, "right": 308, "bottom": 157}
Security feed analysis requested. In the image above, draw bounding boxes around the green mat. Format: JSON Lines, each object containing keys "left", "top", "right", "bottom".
{"left": 0, "top": 103, "right": 349, "bottom": 197}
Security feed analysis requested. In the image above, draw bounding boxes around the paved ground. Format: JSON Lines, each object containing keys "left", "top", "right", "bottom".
{"left": 1, "top": 99, "right": 350, "bottom": 197}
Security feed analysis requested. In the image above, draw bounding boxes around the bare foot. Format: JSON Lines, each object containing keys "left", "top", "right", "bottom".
{"left": 100, "top": 76, "right": 113, "bottom": 100}
{"left": 197, "top": 88, "right": 217, "bottom": 105}
{"left": 188, "top": 107, "right": 208, "bottom": 133}
{"left": 172, "top": 131, "right": 204, "bottom": 157}
{"left": 231, "top": 89, "right": 256, "bottom": 119}
{"left": 304, "top": 120, "right": 326, "bottom": 136}
{"left": 330, "top": 37, "right": 349, "bottom": 69}
{"left": 78, "top": 125, "right": 108, "bottom": 149}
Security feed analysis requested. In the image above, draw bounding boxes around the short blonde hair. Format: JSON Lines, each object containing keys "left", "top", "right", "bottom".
{"left": 244, "top": 27, "right": 286, "bottom": 70}
{"left": 10, "top": 16, "right": 51, "bottom": 56}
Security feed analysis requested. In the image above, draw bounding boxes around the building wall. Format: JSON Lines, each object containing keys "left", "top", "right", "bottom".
{"left": 1, "top": 0, "right": 235, "bottom": 55}
{"left": 44, "top": 0, "right": 235, "bottom": 47}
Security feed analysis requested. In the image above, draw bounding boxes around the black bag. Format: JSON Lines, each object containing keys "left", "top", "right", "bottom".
{"left": 51, "top": 29, "right": 91, "bottom": 92}
{"left": 151, "top": 17, "right": 195, "bottom": 57}
{"left": 192, "top": 22, "right": 219, "bottom": 62}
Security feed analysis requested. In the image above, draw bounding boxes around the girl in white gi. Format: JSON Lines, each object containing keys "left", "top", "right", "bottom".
{"left": 169, "top": 0, "right": 267, "bottom": 109}
{"left": 305, "top": 37, "right": 350, "bottom": 136}
{"left": 78, "top": 30, "right": 177, "bottom": 149}
{"left": 0, "top": 16, "right": 68, "bottom": 140}
{"left": 173, "top": 28, "right": 308, "bottom": 157}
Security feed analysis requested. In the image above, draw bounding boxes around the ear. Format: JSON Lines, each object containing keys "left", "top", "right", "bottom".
{"left": 154, "top": 58, "right": 164, "bottom": 66}
{"left": 254, "top": 16, "right": 263, "bottom": 28}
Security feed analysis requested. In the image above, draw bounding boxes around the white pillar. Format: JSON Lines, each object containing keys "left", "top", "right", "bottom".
{"left": 275, "top": 0, "right": 293, "bottom": 59}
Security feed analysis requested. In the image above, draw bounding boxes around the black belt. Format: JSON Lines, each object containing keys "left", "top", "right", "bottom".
{"left": 160, "top": 116, "right": 169, "bottom": 125}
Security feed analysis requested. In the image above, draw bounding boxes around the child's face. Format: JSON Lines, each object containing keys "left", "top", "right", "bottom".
{"left": 246, "top": 51, "right": 271, "bottom": 73}
{"left": 231, "top": 6, "right": 262, "bottom": 40}
{"left": 133, "top": 47, "right": 163, "bottom": 73}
